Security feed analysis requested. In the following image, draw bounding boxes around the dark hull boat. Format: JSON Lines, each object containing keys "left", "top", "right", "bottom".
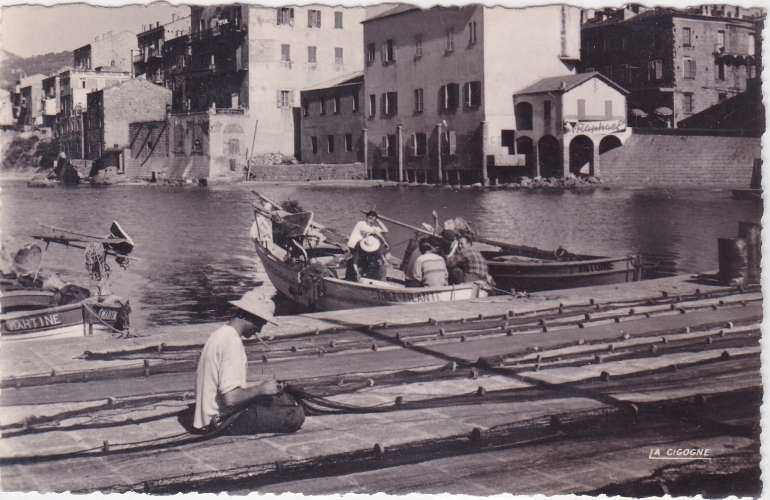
{"left": 482, "top": 250, "right": 642, "bottom": 293}
{"left": 376, "top": 215, "right": 643, "bottom": 294}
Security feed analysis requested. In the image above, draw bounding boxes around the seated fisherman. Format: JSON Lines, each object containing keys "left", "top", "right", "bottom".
{"left": 193, "top": 291, "right": 305, "bottom": 435}
{"left": 413, "top": 240, "right": 449, "bottom": 287}
{"left": 346, "top": 234, "right": 388, "bottom": 281}
{"left": 446, "top": 234, "right": 491, "bottom": 285}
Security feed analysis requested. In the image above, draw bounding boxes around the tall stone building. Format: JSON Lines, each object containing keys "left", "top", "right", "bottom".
{"left": 157, "top": 4, "right": 366, "bottom": 178}
{"left": 580, "top": 6, "right": 763, "bottom": 127}
{"left": 362, "top": 4, "right": 583, "bottom": 184}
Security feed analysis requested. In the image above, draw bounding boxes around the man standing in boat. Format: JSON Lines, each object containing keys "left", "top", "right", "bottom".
{"left": 193, "top": 291, "right": 304, "bottom": 435}
{"left": 347, "top": 210, "right": 389, "bottom": 250}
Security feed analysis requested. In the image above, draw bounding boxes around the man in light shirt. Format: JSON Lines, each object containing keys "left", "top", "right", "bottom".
{"left": 347, "top": 210, "right": 389, "bottom": 250}
{"left": 413, "top": 240, "right": 449, "bottom": 287}
{"left": 193, "top": 291, "right": 304, "bottom": 434}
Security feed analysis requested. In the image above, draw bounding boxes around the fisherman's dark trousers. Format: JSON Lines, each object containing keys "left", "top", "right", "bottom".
{"left": 225, "top": 393, "right": 305, "bottom": 435}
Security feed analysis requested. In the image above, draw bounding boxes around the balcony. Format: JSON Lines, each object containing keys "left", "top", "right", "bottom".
{"left": 191, "top": 22, "right": 246, "bottom": 43}
{"left": 713, "top": 43, "right": 756, "bottom": 64}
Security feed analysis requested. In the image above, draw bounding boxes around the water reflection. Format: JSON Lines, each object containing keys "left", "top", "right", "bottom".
{"left": 1, "top": 181, "right": 761, "bottom": 328}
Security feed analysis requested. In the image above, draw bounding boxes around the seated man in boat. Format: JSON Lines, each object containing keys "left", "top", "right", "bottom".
{"left": 413, "top": 240, "right": 449, "bottom": 287}
{"left": 347, "top": 210, "right": 389, "bottom": 251}
{"left": 446, "top": 235, "right": 491, "bottom": 285}
{"left": 346, "top": 234, "right": 388, "bottom": 281}
{"left": 402, "top": 237, "right": 427, "bottom": 287}
{"left": 193, "top": 291, "right": 304, "bottom": 435}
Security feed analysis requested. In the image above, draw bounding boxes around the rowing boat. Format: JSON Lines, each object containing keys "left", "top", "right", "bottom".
{"left": 0, "top": 220, "right": 135, "bottom": 341}
{"left": 250, "top": 198, "right": 487, "bottom": 311}
{"left": 375, "top": 214, "right": 643, "bottom": 293}
{"left": 0, "top": 291, "right": 127, "bottom": 341}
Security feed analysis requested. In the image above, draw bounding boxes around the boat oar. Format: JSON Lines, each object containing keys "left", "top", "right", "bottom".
{"left": 374, "top": 212, "right": 548, "bottom": 255}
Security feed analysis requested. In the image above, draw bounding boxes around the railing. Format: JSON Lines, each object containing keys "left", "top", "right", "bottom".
{"left": 191, "top": 22, "right": 246, "bottom": 42}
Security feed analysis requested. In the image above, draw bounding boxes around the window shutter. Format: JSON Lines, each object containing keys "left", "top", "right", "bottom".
{"left": 381, "top": 44, "right": 387, "bottom": 62}
{"left": 448, "top": 130, "right": 457, "bottom": 154}
{"left": 439, "top": 85, "right": 446, "bottom": 110}
{"left": 276, "top": 90, "right": 282, "bottom": 108}
{"left": 289, "top": 90, "right": 294, "bottom": 107}
{"left": 290, "top": 8, "right": 294, "bottom": 25}
{"left": 411, "top": 133, "right": 418, "bottom": 156}
{"left": 472, "top": 81, "right": 481, "bottom": 107}
{"left": 380, "top": 94, "right": 386, "bottom": 116}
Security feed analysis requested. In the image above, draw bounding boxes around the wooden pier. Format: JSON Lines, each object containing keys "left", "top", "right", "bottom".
{"left": 0, "top": 274, "right": 762, "bottom": 495}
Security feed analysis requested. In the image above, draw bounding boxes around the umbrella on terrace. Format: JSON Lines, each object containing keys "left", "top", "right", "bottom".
{"left": 655, "top": 107, "right": 673, "bottom": 117}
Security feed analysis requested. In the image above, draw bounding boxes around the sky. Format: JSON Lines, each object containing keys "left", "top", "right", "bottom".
{"left": 0, "top": 2, "right": 189, "bottom": 57}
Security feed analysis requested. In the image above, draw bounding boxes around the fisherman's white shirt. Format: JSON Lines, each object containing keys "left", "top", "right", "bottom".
{"left": 194, "top": 325, "right": 247, "bottom": 429}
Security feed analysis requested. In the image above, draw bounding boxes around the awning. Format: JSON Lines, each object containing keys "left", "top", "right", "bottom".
{"left": 630, "top": 108, "right": 648, "bottom": 118}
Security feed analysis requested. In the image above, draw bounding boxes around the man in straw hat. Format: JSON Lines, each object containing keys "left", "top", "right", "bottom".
{"left": 193, "top": 290, "right": 305, "bottom": 434}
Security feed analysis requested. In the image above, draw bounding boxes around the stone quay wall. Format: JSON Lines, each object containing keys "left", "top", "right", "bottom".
{"left": 247, "top": 162, "right": 367, "bottom": 182}
{"left": 599, "top": 129, "right": 761, "bottom": 187}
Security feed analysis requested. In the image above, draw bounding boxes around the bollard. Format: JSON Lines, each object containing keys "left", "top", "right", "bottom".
{"left": 395, "top": 396, "right": 404, "bottom": 406}
{"left": 367, "top": 378, "right": 375, "bottom": 387}
{"left": 371, "top": 343, "right": 378, "bottom": 352}
{"left": 599, "top": 371, "right": 610, "bottom": 382}
{"left": 469, "top": 427, "right": 484, "bottom": 445}
{"left": 476, "top": 386, "right": 486, "bottom": 396}
{"left": 373, "top": 443, "right": 385, "bottom": 457}
{"left": 439, "top": 328, "right": 446, "bottom": 336}
{"left": 718, "top": 237, "right": 749, "bottom": 286}
{"left": 50, "top": 369, "right": 57, "bottom": 378}
{"left": 577, "top": 322, "right": 585, "bottom": 329}
{"left": 460, "top": 335, "right": 467, "bottom": 342}
{"left": 738, "top": 222, "right": 761, "bottom": 284}
{"left": 507, "top": 310, "right": 515, "bottom": 318}
{"left": 451, "top": 361, "right": 458, "bottom": 372}
{"left": 143, "top": 359, "right": 151, "bottom": 377}
{"left": 506, "top": 328, "right": 514, "bottom": 336}
{"left": 584, "top": 313, "right": 591, "bottom": 321}
{"left": 470, "top": 367, "right": 479, "bottom": 379}
{"left": 102, "top": 440, "right": 110, "bottom": 453}
{"left": 290, "top": 346, "right": 298, "bottom": 353}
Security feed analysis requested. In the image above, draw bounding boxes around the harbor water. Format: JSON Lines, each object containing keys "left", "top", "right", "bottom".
{"left": 1, "top": 180, "right": 762, "bottom": 332}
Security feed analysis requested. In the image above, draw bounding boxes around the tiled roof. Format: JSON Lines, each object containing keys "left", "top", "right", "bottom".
{"left": 303, "top": 72, "right": 363, "bottom": 92}
{"left": 362, "top": 4, "right": 420, "bottom": 23}
{"left": 516, "top": 72, "right": 629, "bottom": 95}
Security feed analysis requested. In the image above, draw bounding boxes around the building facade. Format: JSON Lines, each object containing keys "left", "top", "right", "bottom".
{"left": 156, "top": 4, "right": 366, "bottom": 177}
{"left": 134, "top": 14, "right": 191, "bottom": 85}
{"left": 513, "top": 72, "right": 631, "bottom": 178}
{"left": 55, "top": 68, "right": 131, "bottom": 159}
{"left": 299, "top": 73, "right": 364, "bottom": 164}
{"left": 362, "top": 5, "right": 582, "bottom": 184}
{"left": 84, "top": 79, "right": 172, "bottom": 168}
{"left": 13, "top": 74, "right": 46, "bottom": 128}
{"left": 73, "top": 31, "right": 137, "bottom": 73}
{"left": 580, "top": 7, "right": 762, "bottom": 127}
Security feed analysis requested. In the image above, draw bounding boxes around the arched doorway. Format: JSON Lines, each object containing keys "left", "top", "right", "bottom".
{"left": 599, "top": 135, "right": 622, "bottom": 155}
{"left": 515, "top": 136, "right": 535, "bottom": 177}
{"left": 538, "top": 135, "right": 561, "bottom": 178}
{"left": 569, "top": 135, "right": 594, "bottom": 176}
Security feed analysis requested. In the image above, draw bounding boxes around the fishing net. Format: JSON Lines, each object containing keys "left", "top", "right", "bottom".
{"left": 84, "top": 242, "right": 110, "bottom": 282}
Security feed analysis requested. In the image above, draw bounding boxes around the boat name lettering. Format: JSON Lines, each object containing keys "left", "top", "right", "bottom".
{"left": 5, "top": 314, "right": 63, "bottom": 332}
{"left": 98, "top": 309, "right": 118, "bottom": 321}
{"left": 577, "top": 262, "right": 614, "bottom": 273}
{"left": 375, "top": 291, "right": 435, "bottom": 303}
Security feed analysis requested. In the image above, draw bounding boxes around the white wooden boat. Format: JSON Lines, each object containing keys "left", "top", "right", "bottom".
{"left": 0, "top": 290, "right": 127, "bottom": 342}
{"left": 250, "top": 202, "right": 487, "bottom": 311}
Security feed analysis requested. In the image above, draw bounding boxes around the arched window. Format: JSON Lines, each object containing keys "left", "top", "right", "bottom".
{"left": 515, "top": 102, "right": 533, "bottom": 130}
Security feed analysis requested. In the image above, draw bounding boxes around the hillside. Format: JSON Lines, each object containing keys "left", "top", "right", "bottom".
{"left": 0, "top": 49, "right": 72, "bottom": 90}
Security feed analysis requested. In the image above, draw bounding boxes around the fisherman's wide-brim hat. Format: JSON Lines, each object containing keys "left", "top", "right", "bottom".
{"left": 364, "top": 210, "right": 379, "bottom": 217}
{"left": 359, "top": 235, "right": 382, "bottom": 253}
{"left": 229, "top": 291, "right": 278, "bottom": 325}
